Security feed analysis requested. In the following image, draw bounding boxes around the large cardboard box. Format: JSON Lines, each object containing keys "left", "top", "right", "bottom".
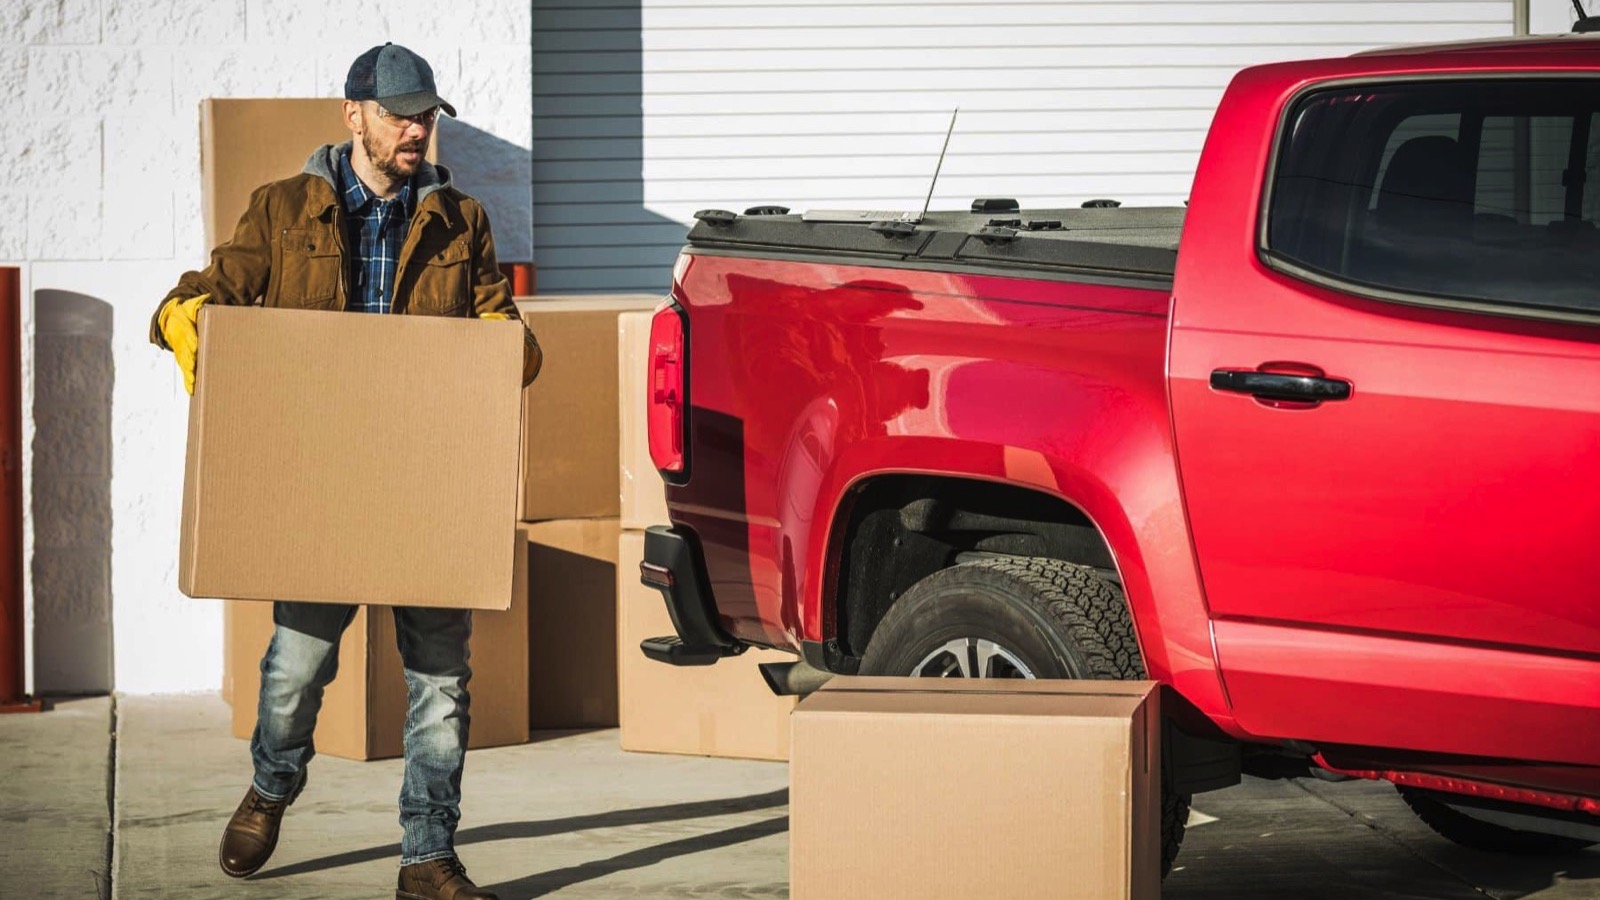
{"left": 527, "top": 518, "right": 623, "bottom": 728}
{"left": 617, "top": 532, "right": 795, "bottom": 760}
{"left": 181, "top": 306, "right": 523, "bottom": 609}
{"left": 516, "top": 297, "right": 659, "bottom": 521}
{"left": 617, "top": 311, "right": 671, "bottom": 530}
{"left": 226, "top": 525, "right": 532, "bottom": 760}
{"left": 790, "top": 677, "right": 1161, "bottom": 900}
{"left": 201, "top": 98, "right": 436, "bottom": 250}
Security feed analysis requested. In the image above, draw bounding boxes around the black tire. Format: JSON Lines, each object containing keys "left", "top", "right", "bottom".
{"left": 1397, "top": 787, "right": 1597, "bottom": 855}
{"left": 858, "top": 556, "right": 1190, "bottom": 877}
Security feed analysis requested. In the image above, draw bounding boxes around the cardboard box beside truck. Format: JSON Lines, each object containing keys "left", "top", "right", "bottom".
{"left": 617, "top": 310, "right": 671, "bottom": 530}
{"left": 617, "top": 531, "right": 796, "bottom": 760}
{"left": 790, "top": 677, "right": 1161, "bottom": 900}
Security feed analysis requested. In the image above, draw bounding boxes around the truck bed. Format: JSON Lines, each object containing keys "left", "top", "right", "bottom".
{"left": 684, "top": 206, "right": 1185, "bottom": 288}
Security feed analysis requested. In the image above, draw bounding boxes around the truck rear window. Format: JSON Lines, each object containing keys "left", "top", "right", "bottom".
{"left": 1265, "top": 78, "right": 1600, "bottom": 319}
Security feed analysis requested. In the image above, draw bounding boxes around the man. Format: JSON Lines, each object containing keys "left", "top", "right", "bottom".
{"left": 150, "top": 43, "right": 538, "bottom": 900}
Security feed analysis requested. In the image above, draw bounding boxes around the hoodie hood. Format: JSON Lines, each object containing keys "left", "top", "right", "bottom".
{"left": 303, "top": 141, "right": 451, "bottom": 204}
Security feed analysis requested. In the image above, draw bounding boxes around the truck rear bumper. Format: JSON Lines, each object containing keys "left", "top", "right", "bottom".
{"left": 638, "top": 525, "right": 746, "bottom": 666}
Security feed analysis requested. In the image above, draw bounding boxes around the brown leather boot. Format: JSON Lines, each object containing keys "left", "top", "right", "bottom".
{"left": 217, "top": 772, "right": 305, "bottom": 878}
{"left": 396, "top": 857, "right": 499, "bottom": 900}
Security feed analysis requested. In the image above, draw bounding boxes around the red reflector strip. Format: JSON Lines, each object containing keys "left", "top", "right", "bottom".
{"left": 1314, "top": 755, "right": 1600, "bottom": 816}
{"left": 640, "top": 561, "right": 675, "bottom": 589}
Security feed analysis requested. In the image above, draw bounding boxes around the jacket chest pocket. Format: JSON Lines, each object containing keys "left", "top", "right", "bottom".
{"left": 406, "top": 237, "right": 467, "bottom": 313}
{"left": 408, "top": 239, "right": 471, "bottom": 316}
{"left": 275, "top": 228, "right": 341, "bottom": 309}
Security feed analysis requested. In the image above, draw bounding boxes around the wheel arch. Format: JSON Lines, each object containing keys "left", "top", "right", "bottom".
{"left": 821, "top": 472, "right": 1131, "bottom": 665}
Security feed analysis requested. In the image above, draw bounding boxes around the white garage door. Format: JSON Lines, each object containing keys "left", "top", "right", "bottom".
{"left": 532, "top": 1, "right": 1515, "bottom": 293}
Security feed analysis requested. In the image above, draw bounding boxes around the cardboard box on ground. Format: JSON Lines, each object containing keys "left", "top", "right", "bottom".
{"left": 789, "top": 677, "right": 1162, "bottom": 900}
{"left": 224, "top": 526, "right": 531, "bottom": 761}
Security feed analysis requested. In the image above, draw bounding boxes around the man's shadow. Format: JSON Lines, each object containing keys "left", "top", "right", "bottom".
{"left": 257, "top": 788, "right": 789, "bottom": 887}
{"left": 487, "top": 815, "right": 789, "bottom": 897}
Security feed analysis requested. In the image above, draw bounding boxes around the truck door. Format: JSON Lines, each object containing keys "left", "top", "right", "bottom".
{"left": 1169, "top": 77, "right": 1600, "bottom": 766}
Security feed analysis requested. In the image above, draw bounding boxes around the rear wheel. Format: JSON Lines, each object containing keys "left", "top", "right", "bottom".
{"left": 1397, "top": 787, "right": 1597, "bottom": 855}
{"left": 858, "top": 555, "right": 1189, "bottom": 877}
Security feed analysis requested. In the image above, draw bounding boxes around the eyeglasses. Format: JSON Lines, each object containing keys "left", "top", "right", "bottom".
{"left": 374, "top": 104, "right": 440, "bottom": 128}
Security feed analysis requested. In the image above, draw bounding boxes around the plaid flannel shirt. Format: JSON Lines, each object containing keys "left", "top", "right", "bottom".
{"left": 337, "top": 147, "right": 415, "bottom": 314}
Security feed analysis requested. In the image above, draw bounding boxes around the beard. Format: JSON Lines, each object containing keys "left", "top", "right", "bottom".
{"left": 363, "top": 130, "right": 425, "bottom": 181}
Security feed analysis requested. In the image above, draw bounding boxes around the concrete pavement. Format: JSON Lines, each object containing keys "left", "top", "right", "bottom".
{"left": 3, "top": 693, "right": 1597, "bottom": 898}
{"left": 0, "top": 695, "right": 113, "bottom": 899}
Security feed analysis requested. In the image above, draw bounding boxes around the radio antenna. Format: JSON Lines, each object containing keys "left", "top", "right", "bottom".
{"left": 917, "top": 108, "right": 960, "bottom": 221}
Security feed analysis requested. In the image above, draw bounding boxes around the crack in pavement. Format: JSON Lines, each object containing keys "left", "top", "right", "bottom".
{"left": 1288, "top": 780, "right": 1497, "bottom": 900}
{"left": 105, "top": 693, "right": 118, "bottom": 900}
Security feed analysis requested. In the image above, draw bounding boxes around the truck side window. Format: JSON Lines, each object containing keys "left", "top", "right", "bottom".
{"left": 1265, "top": 80, "right": 1600, "bottom": 319}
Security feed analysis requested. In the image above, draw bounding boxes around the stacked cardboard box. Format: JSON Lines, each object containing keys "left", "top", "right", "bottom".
{"left": 515, "top": 297, "right": 661, "bottom": 521}
{"left": 614, "top": 310, "right": 799, "bottom": 761}
{"left": 199, "top": 98, "right": 436, "bottom": 252}
{"left": 524, "top": 517, "right": 622, "bottom": 728}
{"left": 514, "top": 297, "right": 656, "bottom": 730}
{"left": 790, "top": 677, "right": 1162, "bottom": 900}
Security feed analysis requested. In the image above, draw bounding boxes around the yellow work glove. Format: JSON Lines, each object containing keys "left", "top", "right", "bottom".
{"left": 480, "top": 311, "right": 541, "bottom": 385}
{"left": 157, "top": 293, "right": 210, "bottom": 395}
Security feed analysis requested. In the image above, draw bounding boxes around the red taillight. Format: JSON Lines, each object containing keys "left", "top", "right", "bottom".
{"left": 647, "top": 301, "right": 687, "bottom": 475}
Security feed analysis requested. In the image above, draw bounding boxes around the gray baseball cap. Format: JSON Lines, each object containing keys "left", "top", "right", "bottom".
{"left": 344, "top": 42, "right": 456, "bottom": 118}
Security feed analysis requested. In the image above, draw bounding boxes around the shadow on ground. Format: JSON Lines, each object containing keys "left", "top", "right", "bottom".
{"left": 256, "top": 788, "right": 789, "bottom": 880}
{"left": 487, "top": 816, "right": 789, "bottom": 897}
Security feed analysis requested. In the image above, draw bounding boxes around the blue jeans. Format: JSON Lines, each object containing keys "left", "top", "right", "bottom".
{"left": 249, "top": 601, "right": 474, "bottom": 865}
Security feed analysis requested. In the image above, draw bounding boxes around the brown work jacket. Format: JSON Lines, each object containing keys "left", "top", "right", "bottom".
{"left": 150, "top": 142, "right": 541, "bottom": 386}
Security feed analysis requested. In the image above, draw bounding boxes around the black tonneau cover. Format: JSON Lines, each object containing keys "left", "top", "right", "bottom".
{"left": 685, "top": 206, "right": 1185, "bottom": 285}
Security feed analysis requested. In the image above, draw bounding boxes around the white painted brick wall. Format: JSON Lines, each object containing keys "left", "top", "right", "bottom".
{"left": 1, "top": 0, "right": 101, "bottom": 46}
{"left": 5, "top": 0, "right": 533, "bottom": 694}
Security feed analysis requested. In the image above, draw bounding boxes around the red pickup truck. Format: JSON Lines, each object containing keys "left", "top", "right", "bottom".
{"left": 635, "top": 34, "right": 1600, "bottom": 874}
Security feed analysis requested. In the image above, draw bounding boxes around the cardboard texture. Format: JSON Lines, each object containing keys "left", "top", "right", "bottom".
{"left": 201, "top": 98, "right": 436, "bottom": 251}
{"left": 516, "top": 297, "right": 659, "bottom": 521}
{"left": 180, "top": 306, "right": 523, "bottom": 609}
{"left": 226, "top": 526, "right": 532, "bottom": 760}
{"left": 617, "top": 532, "right": 795, "bottom": 760}
{"left": 617, "top": 312, "right": 671, "bottom": 530}
{"left": 527, "top": 518, "right": 623, "bottom": 728}
{"left": 790, "top": 677, "right": 1161, "bottom": 900}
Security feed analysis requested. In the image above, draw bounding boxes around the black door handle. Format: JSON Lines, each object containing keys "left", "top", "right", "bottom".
{"left": 1210, "top": 370, "right": 1351, "bottom": 402}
